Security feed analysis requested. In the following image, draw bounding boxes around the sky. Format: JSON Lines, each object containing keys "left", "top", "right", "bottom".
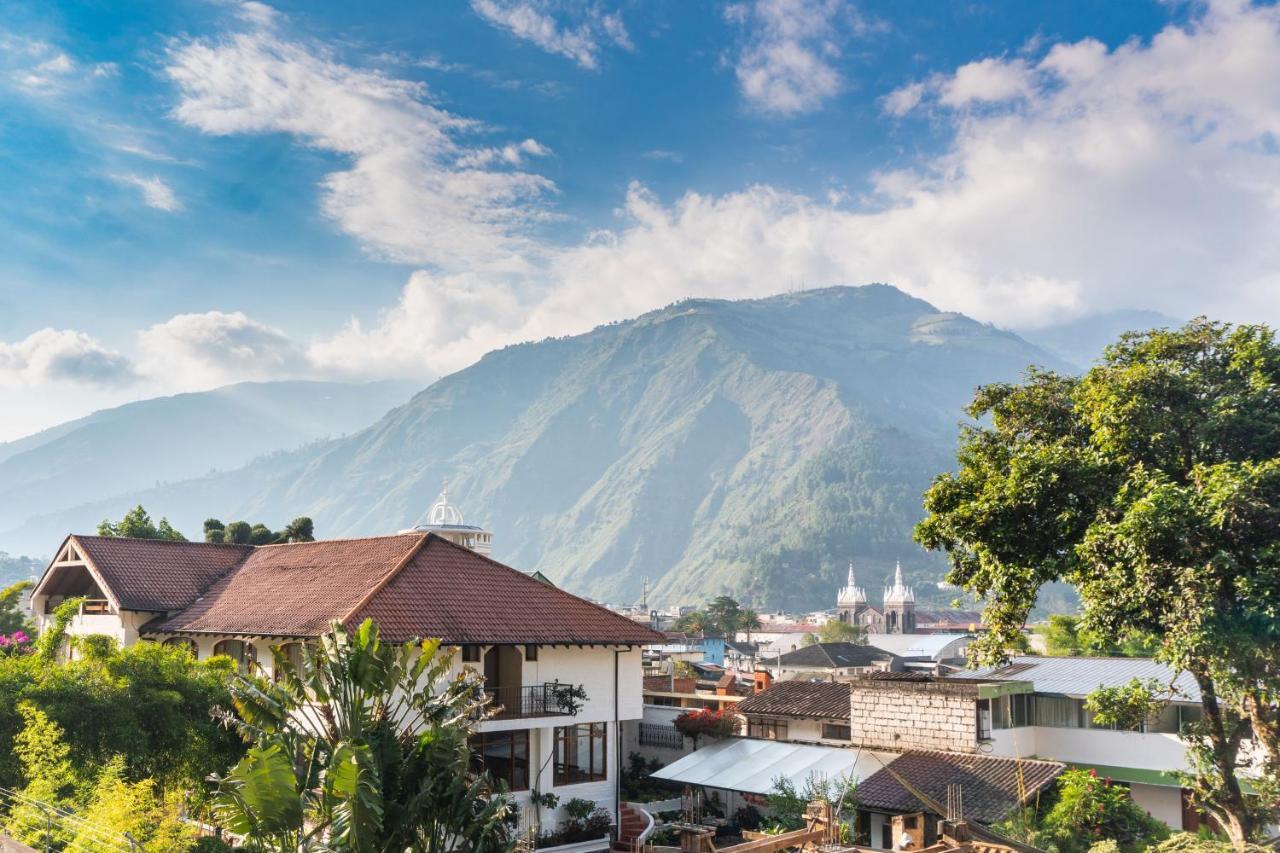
{"left": 2, "top": 0, "right": 1280, "bottom": 441}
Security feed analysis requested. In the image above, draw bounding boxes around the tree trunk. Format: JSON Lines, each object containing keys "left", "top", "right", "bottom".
{"left": 1194, "top": 672, "right": 1255, "bottom": 847}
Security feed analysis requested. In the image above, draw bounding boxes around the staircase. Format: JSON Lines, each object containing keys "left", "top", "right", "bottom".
{"left": 613, "top": 803, "right": 649, "bottom": 852}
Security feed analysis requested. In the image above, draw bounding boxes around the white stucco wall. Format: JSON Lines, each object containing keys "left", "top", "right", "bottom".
{"left": 987, "top": 726, "right": 1190, "bottom": 773}
{"left": 1130, "top": 783, "right": 1183, "bottom": 828}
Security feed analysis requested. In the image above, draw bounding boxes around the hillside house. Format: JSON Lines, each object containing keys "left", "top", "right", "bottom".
{"left": 759, "top": 641, "right": 902, "bottom": 678}
{"left": 30, "top": 528, "right": 663, "bottom": 835}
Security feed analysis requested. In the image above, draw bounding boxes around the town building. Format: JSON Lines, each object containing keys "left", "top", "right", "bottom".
{"left": 950, "top": 655, "right": 1219, "bottom": 831}
{"left": 759, "top": 641, "right": 902, "bottom": 679}
{"left": 30, "top": 520, "right": 663, "bottom": 836}
{"left": 836, "top": 562, "right": 916, "bottom": 634}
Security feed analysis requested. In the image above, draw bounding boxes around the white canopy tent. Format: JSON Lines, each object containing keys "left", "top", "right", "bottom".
{"left": 650, "top": 738, "right": 898, "bottom": 796}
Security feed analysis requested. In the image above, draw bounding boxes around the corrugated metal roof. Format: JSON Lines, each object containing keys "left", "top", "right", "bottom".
{"left": 862, "top": 633, "right": 972, "bottom": 660}
{"left": 952, "top": 656, "right": 1201, "bottom": 702}
{"left": 650, "top": 738, "right": 894, "bottom": 795}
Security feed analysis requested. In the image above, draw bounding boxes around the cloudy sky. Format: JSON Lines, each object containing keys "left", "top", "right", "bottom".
{"left": 2, "top": 0, "right": 1279, "bottom": 440}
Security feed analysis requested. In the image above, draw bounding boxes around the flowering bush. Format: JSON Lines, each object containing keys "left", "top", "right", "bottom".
{"left": 673, "top": 708, "right": 738, "bottom": 747}
{"left": 1045, "top": 769, "right": 1169, "bottom": 852}
{"left": 0, "top": 630, "right": 32, "bottom": 655}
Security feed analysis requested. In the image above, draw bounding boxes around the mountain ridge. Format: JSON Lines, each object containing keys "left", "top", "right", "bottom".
{"left": 2, "top": 286, "right": 1068, "bottom": 610}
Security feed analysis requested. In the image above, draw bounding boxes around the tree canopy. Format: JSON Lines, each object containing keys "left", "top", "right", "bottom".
{"left": 204, "top": 516, "right": 315, "bottom": 545}
{"left": 97, "top": 505, "right": 186, "bottom": 541}
{"left": 915, "top": 319, "right": 1280, "bottom": 842}
{"left": 673, "top": 595, "right": 761, "bottom": 637}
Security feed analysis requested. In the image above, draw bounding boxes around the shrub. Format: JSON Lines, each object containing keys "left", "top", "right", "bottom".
{"left": 1044, "top": 769, "right": 1169, "bottom": 852}
{"left": 673, "top": 708, "right": 738, "bottom": 746}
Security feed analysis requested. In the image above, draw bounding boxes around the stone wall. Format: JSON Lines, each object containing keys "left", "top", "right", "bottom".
{"left": 849, "top": 680, "right": 981, "bottom": 753}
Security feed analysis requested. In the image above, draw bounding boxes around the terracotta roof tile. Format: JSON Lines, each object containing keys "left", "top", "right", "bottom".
{"left": 347, "top": 535, "right": 667, "bottom": 644}
{"left": 858, "top": 751, "right": 1064, "bottom": 823}
{"left": 737, "top": 680, "right": 851, "bottom": 720}
{"left": 63, "top": 535, "right": 252, "bottom": 612}
{"left": 140, "top": 533, "right": 667, "bottom": 645}
{"left": 146, "top": 534, "right": 420, "bottom": 636}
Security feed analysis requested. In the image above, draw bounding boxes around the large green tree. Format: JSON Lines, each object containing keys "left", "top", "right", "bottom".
{"left": 915, "top": 320, "right": 1280, "bottom": 843}
{"left": 214, "top": 619, "right": 512, "bottom": 852}
{"left": 204, "top": 516, "right": 315, "bottom": 545}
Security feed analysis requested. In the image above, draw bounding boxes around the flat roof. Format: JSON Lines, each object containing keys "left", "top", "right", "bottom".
{"left": 953, "top": 656, "right": 1201, "bottom": 702}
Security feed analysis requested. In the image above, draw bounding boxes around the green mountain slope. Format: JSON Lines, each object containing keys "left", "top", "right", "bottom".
{"left": 4, "top": 286, "right": 1065, "bottom": 609}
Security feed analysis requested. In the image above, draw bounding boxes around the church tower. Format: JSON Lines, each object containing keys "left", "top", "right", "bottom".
{"left": 836, "top": 562, "right": 867, "bottom": 625}
{"left": 399, "top": 484, "right": 494, "bottom": 555}
{"left": 882, "top": 561, "right": 916, "bottom": 634}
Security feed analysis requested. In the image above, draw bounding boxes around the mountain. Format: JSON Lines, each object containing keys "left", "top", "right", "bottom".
{"left": 1017, "top": 309, "right": 1182, "bottom": 370}
{"left": 0, "top": 379, "right": 415, "bottom": 547}
{"left": 3, "top": 286, "right": 1066, "bottom": 609}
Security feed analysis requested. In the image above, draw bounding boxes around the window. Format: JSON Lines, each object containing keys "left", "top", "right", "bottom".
{"left": 977, "top": 699, "right": 992, "bottom": 741}
{"left": 821, "top": 723, "right": 851, "bottom": 741}
{"left": 747, "top": 718, "right": 788, "bottom": 740}
{"left": 554, "top": 723, "right": 607, "bottom": 785}
{"left": 525, "top": 644, "right": 538, "bottom": 661}
{"left": 163, "top": 637, "right": 197, "bottom": 657}
{"left": 469, "top": 730, "right": 529, "bottom": 791}
{"left": 213, "top": 639, "right": 258, "bottom": 674}
{"left": 274, "top": 642, "right": 305, "bottom": 682}
{"left": 1031, "top": 695, "right": 1085, "bottom": 728}
{"left": 461, "top": 644, "right": 481, "bottom": 662}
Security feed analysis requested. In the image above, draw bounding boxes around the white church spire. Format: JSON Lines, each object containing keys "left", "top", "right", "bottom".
{"left": 837, "top": 561, "right": 867, "bottom": 606}
{"left": 884, "top": 560, "right": 915, "bottom": 604}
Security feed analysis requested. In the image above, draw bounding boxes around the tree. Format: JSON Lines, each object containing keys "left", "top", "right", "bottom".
{"left": 0, "top": 580, "right": 33, "bottom": 635}
{"left": 98, "top": 505, "right": 185, "bottom": 541}
{"left": 915, "top": 319, "right": 1280, "bottom": 842}
{"left": 1039, "top": 614, "right": 1157, "bottom": 658}
{"left": 674, "top": 596, "right": 761, "bottom": 637}
{"left": 817, "top": 620, "right": 866, "bottom": 644}
{"left": 1086, "top": 678, "right": 1168, "bottom": 732}
{"left": 205, "top": 517, "right": 316, "bottom": 545}
{"left": 214, "top": 619, "right": 512, "bottom": 851}
{"left": 1042, "top": 769, "right": 1168, "bottom": 852}
{"left": 800, "top": 632, "right": 818, "bottom": 647}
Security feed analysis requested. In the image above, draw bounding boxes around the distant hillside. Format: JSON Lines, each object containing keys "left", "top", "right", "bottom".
{"left": 1018, "top": 309, "right": 1182, "bottom": 370}
{"left": 0, "top": 379, "right": 414, "bottom": 550}
{"left": 0, "top": 553, "right": 40, "bottom": 588}
{"left": 5, "top": 286, "right": 1068, "bottom": 610}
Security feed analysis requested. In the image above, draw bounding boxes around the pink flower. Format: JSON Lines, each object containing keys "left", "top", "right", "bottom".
{"left": 0, "top": 636, "right": 11, "bottom": 647}
{"left": 12, "top": 631, "right": 28, "bottom": 644}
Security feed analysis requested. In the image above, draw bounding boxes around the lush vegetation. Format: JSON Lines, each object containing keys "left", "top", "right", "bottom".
{"left": 999, "top": 770, "right": 1169, "bottom": 853}
{"left": 916, "top": 319, "right": 1280, "bottom": 842}
{"left": 0, "top": 587, "right": 242, "bottom": 850}
{"left": 763, "top": 775, "right": 855, "bottom": 843}
{"left": 214, "top": 618, "right": 512, "bottom": 852}
{"left": 203, "top": 516, "right": 315, "bottom": 545}
{"left": 1039, "top": 614, "right": 1159, "bottom": 658}
{"left": 800, "top": 620, "right": 866, "bottom": 647}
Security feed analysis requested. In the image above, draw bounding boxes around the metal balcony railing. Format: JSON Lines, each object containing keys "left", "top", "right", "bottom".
{"left": 483, "top": 683, "right": 584, "bottom": 720}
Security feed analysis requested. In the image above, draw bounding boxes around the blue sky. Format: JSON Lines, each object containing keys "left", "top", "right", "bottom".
{"left": 2, "top": 0, "right": 1279, "bottom": 439}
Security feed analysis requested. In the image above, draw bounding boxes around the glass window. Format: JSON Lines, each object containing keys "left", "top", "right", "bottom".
{"left": 525, "top": 644, "right": 538, "bottom": 661}
{"left": 821, "top": 723, "right": 851, "bottom": 741}
{"left": 274, "top": 642, "right": 306, "bottom": 682}
{"left": 461, "top": 644, "right": 481, "bottom": 663}
{"left": 1031, "top": 695, "right": 1085, "bottom": 728}
{"left": 747, "top": 718, "right": 788, "bottom": 740}
{"left": 469, "top": 730, "right": 530, "bottom": 791}
{"left": 554, "top": 723, "right": 607, "bottom": 785}
{"left": 213, "top": 639, "right": 259, "bottom": 674}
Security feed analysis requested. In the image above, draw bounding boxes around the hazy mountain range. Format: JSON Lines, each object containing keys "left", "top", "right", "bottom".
{"left": 0, "top": 380, "right": 414, "bottom": 544}
{"left": 4, "top": 285, "right": 1105, "bottom": 610}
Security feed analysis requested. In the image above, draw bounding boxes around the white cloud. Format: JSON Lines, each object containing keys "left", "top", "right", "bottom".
{"left": 267, "top": 0, "right": 1280, "bottom": 382}
{"left": 138, "top": 311, "right": 309, "bottom": 387}
{"left": 938, "top": 57, "right": 1033, "bottom": 107}
{"left": 726, "top": 0, "right": 862, "bottom": 117}
{"left": 456, "top": 138, "right": 552, "bottom": 168}
{"left": 469, "top": 0, "right": 631, "bottom": 70}
{"left": 166, "top": 21, "right": 554, "bottom": 268}
{"left": 0, "top": 329, "right": 136, "bottom": 388}
{"left": 114, "top": 174, "right": 182, "bottom": 212}
{"left": 0, "top": 34, "right": 116, "bottom": 93}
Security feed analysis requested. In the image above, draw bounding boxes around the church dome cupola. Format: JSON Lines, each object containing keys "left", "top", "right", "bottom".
{"left": 400, "top": 482, "right": 493, "bottom": 555}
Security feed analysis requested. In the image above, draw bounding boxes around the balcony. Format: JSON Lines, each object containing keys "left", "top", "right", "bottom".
{"left": 483, "top": 682, "right": 585, "bottom": 720}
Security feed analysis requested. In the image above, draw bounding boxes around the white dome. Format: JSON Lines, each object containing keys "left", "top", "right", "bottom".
{"left": 426, "top": 486, "right": 464, "bottom": 526}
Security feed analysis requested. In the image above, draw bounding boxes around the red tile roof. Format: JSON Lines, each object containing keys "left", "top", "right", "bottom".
{"left": 50, "top": 535, "right": 253, "bottom": 612}
{"left": 347, "top": 535, "right": 666, "bottom": 644}
{"left": 146, "top": 534, "right": 422, "bottom": 637}
{"left": 136, "top": 532, "right": 665, "bottom": 645}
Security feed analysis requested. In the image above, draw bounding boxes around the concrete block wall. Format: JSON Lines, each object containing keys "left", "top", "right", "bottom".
{"left": 850, "top": 682, "right": 980, "bottom": 753}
